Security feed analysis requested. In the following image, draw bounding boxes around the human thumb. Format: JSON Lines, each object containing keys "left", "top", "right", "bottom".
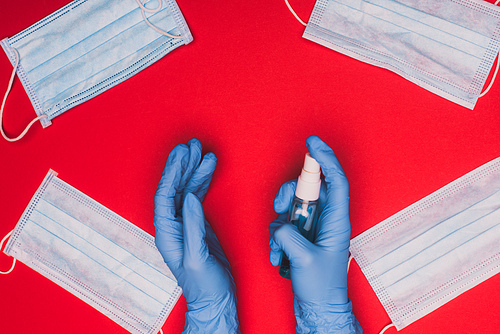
{"left": 270, "top": 221, "right": 312, "bottom": 268}
{"left": 182, "top": 193, "right": 209, "bottom": 268}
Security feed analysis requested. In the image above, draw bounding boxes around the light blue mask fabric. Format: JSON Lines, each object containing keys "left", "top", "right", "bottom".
{"left": 350, "top": 157, "right": 500, "bottom": 330}
{"left": 302, "top": 0, "right": 500, "bottom": 109}
{"left": 2, "top": 169, "right": 181, "bottom": 334}
{"left": 1, "top": 0, "right": 192, "bottom": 129}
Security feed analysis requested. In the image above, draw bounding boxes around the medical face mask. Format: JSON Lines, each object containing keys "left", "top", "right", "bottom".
{"left": 285, "top": 0, "right": 500, "bottom": 109}
{"left": 349, "top": 156, "right": 500, "bottom": 331}
{"left": 0, "top": 0, "right": 192, "bottom": 142}
{"left": 0, "top": 170, "right": 181, "bottom": 334}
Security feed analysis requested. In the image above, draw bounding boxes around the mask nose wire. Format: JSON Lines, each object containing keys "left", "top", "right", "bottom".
{"left": 1, "top": 48, "right": 47, "bottom": 142}
{"left": 135, "top": 0, "right": 184, "bottom": 39}
{"left": 0, "top": 230, "right": 16, "bottom": 275}
{"left": 284, "top": 0, "right": 308, "bottom": 26}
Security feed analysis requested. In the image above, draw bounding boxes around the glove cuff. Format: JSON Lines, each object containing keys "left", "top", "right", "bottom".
{"left": 294, "top": 297, "right": 362, "bottom": 334}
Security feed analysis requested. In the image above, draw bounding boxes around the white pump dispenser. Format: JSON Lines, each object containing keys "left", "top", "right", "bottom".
{"left": 279, "top": 153, "right": 322, "bottom": 279}
{"left": 295, "top": 153, "right": 321, "bottom": 201}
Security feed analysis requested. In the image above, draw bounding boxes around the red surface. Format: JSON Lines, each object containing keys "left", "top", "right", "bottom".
{"left": 1, "top": 1, "right": 499, "bottom": 333}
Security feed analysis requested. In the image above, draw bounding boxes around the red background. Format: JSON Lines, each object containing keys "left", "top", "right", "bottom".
{"left": 1, "top": 0, "right": 499, "bottom": 333}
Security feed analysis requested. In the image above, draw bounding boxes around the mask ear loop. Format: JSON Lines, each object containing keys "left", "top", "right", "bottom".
{"left": 479, "top": 52, "right": 499, "bottom": 97}
{"left": 284, "top": 0, "right": 307, "bottom": 26}
{"left": 135, "top": 0, "right": 183, "bottom": 39}
{"left": 479, "top": 0, "right": 500, "bottom": 97}
{"left": 348, "top": 253, "right": 353, "bottom": 271}
{"left": 0, "top": 230, "right": 16, "bottom": 275}
{"left": 379, "top": 323, "right": 396, "bottom": 333}
{"left": 284, "top": 0, "right": 499, "bottom": 99}
{"left": 1, "top": 49, "right": 47, "bottom": 142}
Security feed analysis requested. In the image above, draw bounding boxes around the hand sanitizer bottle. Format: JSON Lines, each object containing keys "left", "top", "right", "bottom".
{"left": 279, "top": 153, "right": 321, "bottom": 279}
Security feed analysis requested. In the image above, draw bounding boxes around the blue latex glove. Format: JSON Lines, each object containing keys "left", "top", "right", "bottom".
{"left": 269, "top": 135, "right": 362, "bottom": 333}
{"left": 154, "top": 139, "right": 240, "bottom": 334}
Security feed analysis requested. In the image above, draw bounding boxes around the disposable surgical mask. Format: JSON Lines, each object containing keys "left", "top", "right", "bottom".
{"left": 0, "top": 170, "right": 181, "bottom": 334}
{"left": 0, "top": 0, "right": 192, "bottom": 142}
{"left": 349, "top": 156, "right": 500, "bottom": 331}
{"left": 284, "top": 0, "right": 500, "bottom": 109}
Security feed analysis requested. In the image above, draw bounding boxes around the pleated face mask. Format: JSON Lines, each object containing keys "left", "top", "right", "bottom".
{"left": 0, "top": 0, "right": 192, "bottom": 142}
{"left": 284, "top": 0, "right": 500, "bottom": 109}
{"left": 0, "top": 170, "right": 181, "bottom": 334}
{"left": 349, "top": 157, "right": 500, "bottom": 331}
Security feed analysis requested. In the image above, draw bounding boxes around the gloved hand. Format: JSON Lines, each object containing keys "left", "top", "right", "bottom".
{"left": 269, "top": 135, "right": 362, "bottom": 333}
{"left": 154, "top": 138, "right": 240, "bottom": 334}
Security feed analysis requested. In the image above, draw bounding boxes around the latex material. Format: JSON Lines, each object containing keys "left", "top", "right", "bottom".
{"left": 2, "top": 169, "right": 180, "bottom": 334}
{"left": 269, "top": 135, "right": 362, "bottom": 333}
{"left": 350, "top": 156, "right": 500, "bottom": 330}
{"left": 154, "top": 139, "right": 240, "bottom": 334}
{"left": 302, "top": 0, "right": 500, "bottom": 109}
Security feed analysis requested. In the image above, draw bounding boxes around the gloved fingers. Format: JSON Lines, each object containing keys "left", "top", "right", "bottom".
{"left": 182, "top": 193, "right": 209, "bottom": 269}
{"left": 269, "top": 218, "right": 288, "bottom": 266}
{"left": 154, "top": 143, "right": 191, "bottom": 223}
{"left": 305, "top": 136, "right": 352, "bottom": 249}
{"left": 180, "top": 139, "right": 203, "bottom": 187}
{"left": 270, "top": 220, "right": 312, "bottom": 267}
{"left": 154, "top": 219, "right": 184, "bottom": 275}
{"left": 306, "top": 136, "right": 350, "bottom": 237}
{"left": 204, "top": 220, "right": 231, "bottom": 269}
{"left": 184, "top": 152, "right": 217, "bottom": 202}
{"left": 176, "top": 139, "right": 203, "bottom": 214}
{"left": 318, "top": 181, "right": 328, "bottom": 209}
{"left": 274, "top": 180, "right": 297, "bottom": 214}
{"left": 268, "top": 213, "right": 288, "bottom": 237}
{"left": 306, "top": 135, "right": 349, "bottom": 203}
{"left": 269, "top": 236, "right": 282, "bottom": 266}
{"left": 314, "top": 201, "right": 352, "bottom": 251}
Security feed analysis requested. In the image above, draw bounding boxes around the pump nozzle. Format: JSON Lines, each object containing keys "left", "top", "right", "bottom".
{"left": 295, "top": 153, "right": 321, "bottom": 201}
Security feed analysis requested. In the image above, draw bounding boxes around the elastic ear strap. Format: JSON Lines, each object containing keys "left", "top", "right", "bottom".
{"left": 479, "top": 0, "right": 500, "bottom": 97}
{"left": 347, "top": 254, "right": 353, "bottom": 272}
{"left": 1, "top": 48, "right": 47, "bottom": 142}
{"left": 479, "top": 54, "right": 499, "bottom": 97}
{"left": 379, "top": 323, "right": 396, "bottom": 333}
{"left": 284, "top": 0, "right": 307, "bottom": 26}
{"left": 282, "top": 0, "right": 498, "bottom": 98}
{"left": 135, "top": 0, "right": 183, "bottom": 39}
{"left": 0, "top": 230, "right": 16, "bottom": 275}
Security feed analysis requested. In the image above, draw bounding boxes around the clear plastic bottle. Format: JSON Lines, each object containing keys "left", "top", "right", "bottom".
{"left": 279, "top": 153, "right": 321, "bottom": 279}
